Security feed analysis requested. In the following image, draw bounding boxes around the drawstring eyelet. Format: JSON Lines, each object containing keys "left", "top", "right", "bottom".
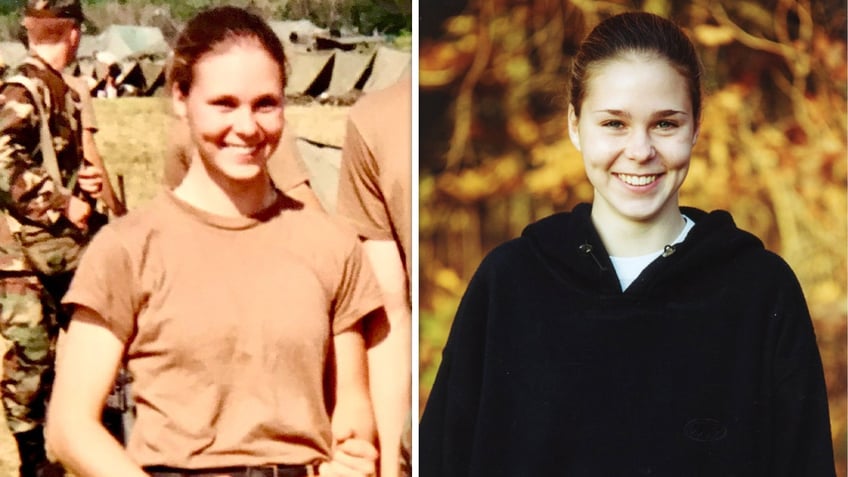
{"left": 579, "top": 242, "right": 608, "bottom": 271}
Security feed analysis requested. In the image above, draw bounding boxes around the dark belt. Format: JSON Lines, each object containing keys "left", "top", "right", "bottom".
{"left": 143, "top": 463, "right": 319, "bottom": 477}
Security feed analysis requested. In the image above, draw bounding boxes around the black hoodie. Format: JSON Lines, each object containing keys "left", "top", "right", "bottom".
{"left": 420, "top": 204, "right": 834, "bottom": 477}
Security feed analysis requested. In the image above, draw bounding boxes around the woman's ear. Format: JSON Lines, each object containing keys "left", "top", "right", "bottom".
{"left": 568, "top": 104, "right": 581, "bottom": 152}
{"left": 171, "top": 84, "right": 187, "bottom": 120}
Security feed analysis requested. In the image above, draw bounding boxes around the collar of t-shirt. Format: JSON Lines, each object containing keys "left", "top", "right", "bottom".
{"left": 609, "top": 215, "right": 695, "bottom": 291}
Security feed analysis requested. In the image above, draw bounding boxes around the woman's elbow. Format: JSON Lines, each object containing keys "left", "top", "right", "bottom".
{"left": 45, "top": 396, "right": 95, "bottom": 462}
{"left": 45, "top": 400, "right": 73, "bottom": 460}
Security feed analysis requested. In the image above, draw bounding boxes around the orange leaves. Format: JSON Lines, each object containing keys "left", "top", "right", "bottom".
{"left": 524, "top": 138, "right": 586, "bottom": 203}
{"left": 443, "top": 14, "right": 476, "bottom": 36}
{"left": 507, "top": 114, "right": 540, "bottom": 145}
{"left": 437, "top": 154, "right": 524, "bottom": 203}
{"left": 419, "top": 16, "right": 480, "bottom": 88}
{"left": 419, "top": 42, "right": 474, "bottom": 87}
{"left": 693, "top": 24, "right": 736, "bottom": 46}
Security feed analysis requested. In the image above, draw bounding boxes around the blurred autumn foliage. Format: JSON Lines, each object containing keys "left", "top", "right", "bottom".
{"left": 418, "top": 0, "right": 847, "bottom": 472}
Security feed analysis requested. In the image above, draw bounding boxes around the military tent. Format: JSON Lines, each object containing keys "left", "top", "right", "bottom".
{"left": 76, "top": 34, "right": 99, "bottom": 59}
{"left": 269, "top": 19, "right": 326, "bottom": 47}
{"left": 70, "top": 58, "right": 99, "bottom": 89}
{"left": 74, "top": 58, "right": 96, "bottom": 78}
{"left": 0, "top": 41, "right": 26, "bottom": 70}
{"left": 362, "top": 46, "right": 410, "bottom": 92}
{"left": 325, "top": 51, "right": 374, "bottom": 97}
{"left": 315, "top": 34, "right": 384, "bottom": 53}
{"left": 284, "top": 50, "right": 334, "bottom": 97}
{"left": 139, "top": 60, "right": 166, "bottom": 96}
{"left": 114, "top": 60, "right": 146, "bottom": 96}
{"left": 82, "top": 25, "right": 169, "bottom": 63}
{"left": 93, "top": 61, "right": 114, "bottom": 81}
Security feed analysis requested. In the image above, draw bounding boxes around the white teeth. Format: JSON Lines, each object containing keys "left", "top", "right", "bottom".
{"left": 226, "top": 145, "right": 258, "bottom": 154}
{"left": 618, "top": 174, "right": 657, "bottom": 186}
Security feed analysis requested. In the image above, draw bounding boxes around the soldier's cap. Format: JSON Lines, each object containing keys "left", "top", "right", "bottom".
{"left": 24, "top": 0, "right": 84, "bottom": 23}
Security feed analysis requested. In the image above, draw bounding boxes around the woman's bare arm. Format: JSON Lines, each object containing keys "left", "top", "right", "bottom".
{"left": 46, "top": 308, "right": 147, "bottom": 477}
{"left": 320, "top": 322, "right": 378, "bottom": 477}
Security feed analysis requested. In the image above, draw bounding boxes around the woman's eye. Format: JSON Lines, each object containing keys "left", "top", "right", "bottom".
{"left": 254, "top": 98, "right": 282, "bottom": 113}
{"left": 602, "top": 120, "right": 625, "bottom": 129}
{"left": 656, "top": 120, "right": 677, "bottom": 129}
{"left": 211, "top": 99, "right": 238, "bottom": 110}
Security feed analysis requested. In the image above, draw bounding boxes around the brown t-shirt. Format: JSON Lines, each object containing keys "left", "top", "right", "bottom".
{"left": 336, "top": 75, "right": 412, "bottom": 282}
{"left": 63, "top": 190, "right": 382, "bottom": 468}
{"left": 163, "top": 121, "right": 310, "bottom": 192}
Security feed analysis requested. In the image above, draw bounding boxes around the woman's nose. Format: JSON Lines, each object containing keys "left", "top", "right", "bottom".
{"left": 232, "top": 107, "right": 259, "bottom": 137}
{"left": 625, "top": 131, "right": 656, "bottom": 161}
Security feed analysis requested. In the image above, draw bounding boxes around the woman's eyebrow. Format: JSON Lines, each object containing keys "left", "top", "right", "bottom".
{"left": 591, "top": 109, "right": 630, "bottom": 117}
{"left": 589, "top": 109, "right": 690, "bottom": 119}
{"left": 654, "top": 109, "right": 688, "bottom": 117}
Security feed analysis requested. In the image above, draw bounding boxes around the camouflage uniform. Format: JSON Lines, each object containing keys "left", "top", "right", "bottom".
{"left": 0, "top": 8, "right": 87, "bottom": 477}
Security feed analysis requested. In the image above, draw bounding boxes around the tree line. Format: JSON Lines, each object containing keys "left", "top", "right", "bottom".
{"left": 0, "top": 0, "right": 412, "bottom": 42}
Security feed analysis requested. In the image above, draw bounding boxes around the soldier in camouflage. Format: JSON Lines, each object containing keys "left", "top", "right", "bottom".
{"left": 0, "top": 0, "right": 103, "bottom": 475}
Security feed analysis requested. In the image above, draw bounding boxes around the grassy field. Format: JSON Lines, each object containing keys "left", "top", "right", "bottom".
{"left": 0, "top": 97, "right": 351, "bottom": 475}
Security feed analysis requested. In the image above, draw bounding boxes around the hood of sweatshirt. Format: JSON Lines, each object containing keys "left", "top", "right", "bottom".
{"left": 520, "top": 203, "right": 766, "bottom": 297}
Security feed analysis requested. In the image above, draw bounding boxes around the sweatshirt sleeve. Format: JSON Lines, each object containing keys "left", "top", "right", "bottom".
{"left": 420, "top": 260, "right": 491, "bottom": 477}
{"left": 767, "top": 267, "right": 835, "bottom": 476}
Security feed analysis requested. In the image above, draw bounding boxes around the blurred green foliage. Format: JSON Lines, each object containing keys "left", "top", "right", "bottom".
{"left": 0, "top": 0, "right": 412, "bottom": 40}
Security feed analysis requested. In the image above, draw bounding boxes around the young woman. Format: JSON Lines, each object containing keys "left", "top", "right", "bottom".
{"left": 46, "top": 7, "right": 380, "bottom": 477}
{"left": 420, "top": 12, "right": 835, "bottom": 476}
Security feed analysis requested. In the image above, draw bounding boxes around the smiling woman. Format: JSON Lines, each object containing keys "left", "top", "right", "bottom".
{"left": 167, "top": 7, "right": 286, "bottom": 214}
{"left": 568, "top": 55, "right": 697, "bottom": 256}
{"left": 420, "top": 11, "right": 836, "bottom": 477}
{"left": 172, "top": 40, "right": 285, "bottom": 197}
{"left": 44, "top": 6, "right": 382, "bottom": 477}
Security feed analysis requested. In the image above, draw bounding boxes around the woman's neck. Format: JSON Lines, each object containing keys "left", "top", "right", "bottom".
{"left": 174, "top": 158, "right": 276, "bottom": 217}
{"left": 591, "top": 201, "right": 686, "bottom": 257}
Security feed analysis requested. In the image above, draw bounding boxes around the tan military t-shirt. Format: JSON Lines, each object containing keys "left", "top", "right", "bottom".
{"left": 163, "top": 120, "right": 310, "bottom": 193}
{"left": 336, "top": 75, "right": 412, "bottom": 282}
{"left": 63, "top": 190, "right": 382, "bottom": 468}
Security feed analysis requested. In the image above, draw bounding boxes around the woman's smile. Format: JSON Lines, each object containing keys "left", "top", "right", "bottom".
{"left": 614, "top": 173, "right": 663, "bottom": 188}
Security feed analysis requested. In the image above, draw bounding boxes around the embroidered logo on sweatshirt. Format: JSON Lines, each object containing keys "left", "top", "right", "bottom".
{"left": 683, "top": 417, "right": 727, "bottom": 442}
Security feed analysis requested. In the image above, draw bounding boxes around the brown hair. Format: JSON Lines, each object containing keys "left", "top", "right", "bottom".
{"left": 569, "top": 12, "right": 703, "bottom": 121}
{"left": 22, "top": 16, "right": 78, "bottom": 45}
{"left": 167, "top": 6, "right": 287, "bottom": 96}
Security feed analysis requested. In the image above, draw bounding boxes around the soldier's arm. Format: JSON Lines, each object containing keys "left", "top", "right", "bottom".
{"left": 337, "top": 117, "right": 410, "bottom": 477}
{"left": 362, "top": 240, "right": 411, "bottom": 477}
{"left": 81, "top": 116, "right": 122, "bottom": 213}
{"left": 67, "top": 74, "right": 126, "bottom": 215}
{"left": 323, "top": 321, "right": 379, "bottom": 477}
{"left": 0, "top": 84, "right": 75, "bottom": 228}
